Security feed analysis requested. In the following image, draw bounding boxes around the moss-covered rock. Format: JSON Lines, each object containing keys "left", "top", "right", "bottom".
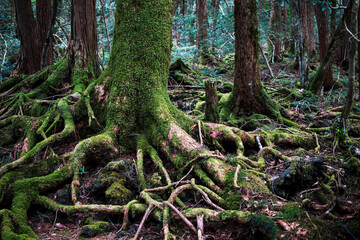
{"left": 81, "top": 221, "right": 110, "bottom": 238}
{"left": 343, "top": 157, "right": 360, "bottom": 174}
{"left": 105, "top": 181, "right": 132, "bottom": 205}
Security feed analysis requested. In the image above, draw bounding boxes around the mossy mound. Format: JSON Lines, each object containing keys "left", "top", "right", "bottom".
{"left": 81, "top": 221, "right": 110, "bottom": 238}
{"left": 105, "top": 181, "right": 132, "bottom": 205}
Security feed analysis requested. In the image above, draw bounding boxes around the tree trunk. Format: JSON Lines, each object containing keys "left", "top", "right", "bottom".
{"left": 14, "top": 0, "right": 41, "bottom": 74}
{"left": 205, "top": 80, "right": 219, "bottom": 123}
{"left": 196, "top": 0, "right": 208, "bottom": 53}
{"left": 69, "top": 0, "right": 99, "bottom": 94}
{"left": 283, "top": 4, "right": 289, "bottom": 51}
{"left": 272, "top": 0, "right": 282, "bottom": 60}
{"left": 339, "top": 0, "right": 358, "bottom": 144}
{"left": 315, "top": 4, "right": 333, "bottom": 90}
{"left": 70, "top": 0, "right": 98, "bottom": 70}
{"left": 309, "top": 0, "right": 354, "bottom": 94}
{"left": 40, "top": 0, "right": 58, "bottom": 69}
{"left": 211, "top": 0, "right": 220, "bottom": 52}
{"left": 306, "top": 2, "right": 315, "bottom": 55}
{"left": 223, "top": 0, "right": 279, "bottom": 118}
{"left": 37, "top": 0, "right": 54, "bottom": 67}
{"left": 293, "top": 0, "right": 308, "bottom": 87}
{"left": 358, "top": 2, "right": 360, "bottom": 98}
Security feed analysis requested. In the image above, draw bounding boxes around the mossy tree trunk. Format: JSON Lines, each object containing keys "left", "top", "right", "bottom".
{"left": 309, "top": 0, "right": 353, "bottom": 94}
{"left": 221, "top": 0, "right": 280, "bottom": 119}
{"left": 68, "top": 0, "right": 99, "bottom": 94}
{"left": 14, "top": 0, "right": 42, "bottom": 75}
{"left": 314, "top": 4, "right": 333, "bottom": 90}
{"left": 338, "top": 0, "right": 358, "bottom": 144}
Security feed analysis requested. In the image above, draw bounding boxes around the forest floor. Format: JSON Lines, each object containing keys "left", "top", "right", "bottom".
{"left": 2, "top": 54, "right": 360, "bottom": 240}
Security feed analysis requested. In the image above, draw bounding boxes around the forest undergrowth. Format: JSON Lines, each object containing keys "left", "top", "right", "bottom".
{"left": 1, "top": 53, "right": 360, "bottom": 240}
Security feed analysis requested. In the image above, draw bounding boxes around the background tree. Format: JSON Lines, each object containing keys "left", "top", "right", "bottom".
{"left": 310, "top": 0, "right": 354, "bottom": 94}
{"left": 14, "top": 0, "right": 42, "bottom": 74}
{"left": 315, "top": 3, "right": 333, "bottom": 90}
{"left": 221, "top": 0, "right": 279, "bottom": 118}
{"left": 196, "top": 0, "right": 208, "bottom": 53}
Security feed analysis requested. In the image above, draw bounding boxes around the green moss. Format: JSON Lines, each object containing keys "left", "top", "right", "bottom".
{"left": 105, "top": 182, "right": 132, "bottom": 205}
{"left": 249, "top": 214, "right": 278, "bottom": 240}
{"left": 277, "top": 202, "right": 304, "bottom": 220}
{"left": 342, "top": 157, "right": 360, "bottom": 174}
{"left": 81, "top": 221, "right": 110, "bottom": 238}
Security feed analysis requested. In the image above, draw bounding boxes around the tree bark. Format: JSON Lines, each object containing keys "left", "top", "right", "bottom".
{"left": 14, "top": 0, "right": 41, "bottom": 74}
{"left": 309, "top": 0, "right": 354, "bottom": 94}
{"left": 272, "top": 0, "right": 282, "bottom": 60}
{"left": 205, "top": 80, "right": 219, "bottom": 123}
{"left": 315, "top": 4, "right": 333, "bottom": 90}
{"left": 196, "top": 0, "right": 208, "bottom": 53}
{"left": 40, "top": 0, "right": 58, "bottom": 69}
{"left": 339, "top": 0, "right": 358, "bottom": 142}
{"left": 306, "top": 2, "right": 315, "bottom": 55}
{"left": 70, "top": 0, "right": 98, "bottom": 70}
{"left": 37, "top": 0, "right": 54, "bottom": 67}
{"left": 226, "top": 0, "right": 279, "bottom": 117}
{"left": 292, "top": 0, "right": 308, "bottom": 87}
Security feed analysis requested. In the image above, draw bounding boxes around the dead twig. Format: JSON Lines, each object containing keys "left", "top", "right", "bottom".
{"left": 134, "top": 204, "right": 155, "bottom": 240}
{"left": 163, "top": 201, "right": 197, "bottom": 234}
{"left": 197, "top": 215, "right": 204, "bottom": 240}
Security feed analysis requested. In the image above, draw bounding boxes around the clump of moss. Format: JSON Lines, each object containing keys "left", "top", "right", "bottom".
{"left": 105, "top": 181, "right": 132, "bottom": 205}
{"left": 277, "top": 202, "right": 304, "bottom": 220}
{"left": 342, "top": 157, "right": 360, "bottom": 175}
{"left": 81, "top": 221, "right": 110, "bottom": 238}
{"left": 250, "top": 213, "right": 278, "bottom": 240}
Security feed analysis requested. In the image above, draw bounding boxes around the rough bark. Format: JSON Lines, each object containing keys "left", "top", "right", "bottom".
{"left": 309, "top": 0, "right": 354, "bottom": 94}
{"left": 14, "top": 0, "right": 41, "bottom": 74}
{"left": 339, "top": 0, "right": 358, "bottom": 143}
{"left": 315, "top": 4, "right": 333, "bottom": 90}
{"left": 223, "top": 0, "right": 279, "bottom": 118}
{"left": 40, "top": 0, "right": 58, "bottom": 69}
{"left": 37, "top": 0, "right": 54, "bottom": 67}
{"left": 272, "top": 0, "right": 282, "bottom": 60}
{"left": 292, "top": 0, "right": 308, "bottom": 87}
{"left": 306, "top": 2, "right": 315, "bottom": 55}
{"left": 196, "top": 0, "right": 208, "bottom": 53}
{"left": 70, "top": 0, "right": 98, "bottom": 70}
{"left": 205, "top": 80, "right": 219, "bottom": 123}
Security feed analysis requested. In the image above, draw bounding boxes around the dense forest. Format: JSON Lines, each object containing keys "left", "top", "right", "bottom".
{"left": 0, "top": 0, "right": 360, "bottom": 239}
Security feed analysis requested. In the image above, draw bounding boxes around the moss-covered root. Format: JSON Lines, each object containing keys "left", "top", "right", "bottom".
{"left": 181, "top": 208, "right": 278, "bottom": 239}
{"left": 0, "top": 209, "right": 37, "bottom": 240}
{"left": 0, "top": 99, "right": 75, "bottom": 177}
{"left": 70, "top": 133, "right": 117, "bottom": 203}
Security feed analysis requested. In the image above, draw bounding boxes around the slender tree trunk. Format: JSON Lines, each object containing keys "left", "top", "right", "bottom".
{"left": 41, "top": 0, "right": 58, "bottom": 69}
{"left": 331, "top": 6, "right": 337, "bottom": 36}
{"left": 358, "top": 3, "right": 360, "bottom": 98}
{"left": 70, "top": 0, "right": 98, "bottom": 71}
{"left": 309, "top": 0, "right": 354, "bottom": 94}
{"left": 37, "top": 0, "right": 54, "bottom": 67}
{"left": 272, "top": 0, "right": 282, "bottom": 60}
{"left": 315, "top": 4, "right": 333, "bottom": 90}
{"left": 196, "top": 0, "right": 208, "bottom": 53}
{"left": 14, "top": 0, "right": 41, "bottom": 74}
{"left": 306, "top": 2, "right": 315, "bottom": 55}
{"left": 211, "top": 0, "right": 220, "bottom": 52}
{"left": 283, "top": 4, "right": 289, "bottom": 51}
{"left": 339, "top": 0, "right": 358, "bottom": 142}
{"left": 226, "top": 0, "right": 279, "bottom": 117}
{"left": 293, "top": 0, "right": 308, "bottom": 87}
